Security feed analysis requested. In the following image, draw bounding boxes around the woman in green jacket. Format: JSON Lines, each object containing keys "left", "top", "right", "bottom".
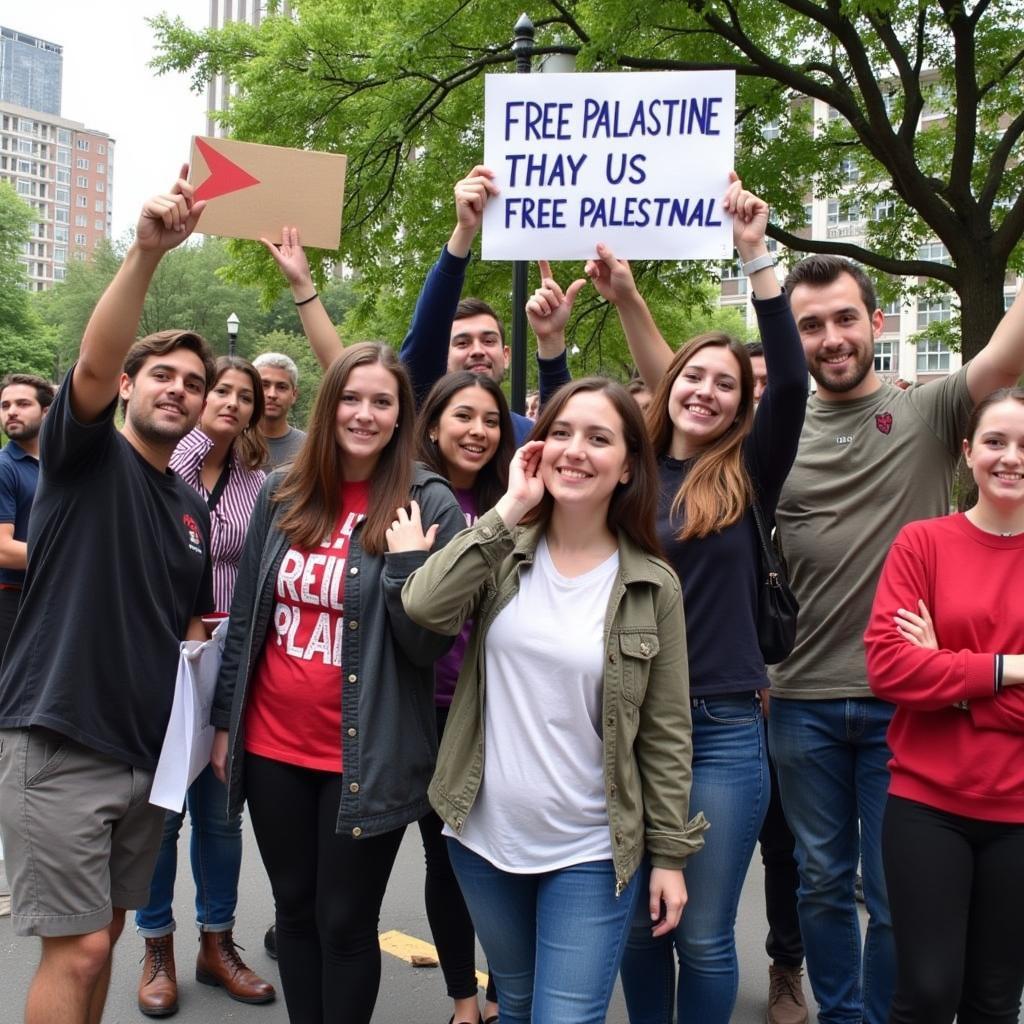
{"left": 401, "top": 377, "right": 706, "bottom": 1024}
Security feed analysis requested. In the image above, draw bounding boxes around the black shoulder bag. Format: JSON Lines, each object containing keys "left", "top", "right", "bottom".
{"left": 751, "top": 499, "right": 799, "bottom": 665}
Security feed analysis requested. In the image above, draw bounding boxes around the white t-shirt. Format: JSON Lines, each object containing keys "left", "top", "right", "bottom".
{"left": 449, "top": 537, "right": 619, "bottom": 872}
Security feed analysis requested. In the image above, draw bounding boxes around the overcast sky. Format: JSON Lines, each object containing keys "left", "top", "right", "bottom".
{"left": 2, "top": 0, "right": 210, "bottom": 239}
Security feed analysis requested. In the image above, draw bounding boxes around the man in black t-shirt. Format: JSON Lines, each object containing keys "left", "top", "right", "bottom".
{"left": 0, "top": 170, "right": 216, "bottom": 1024}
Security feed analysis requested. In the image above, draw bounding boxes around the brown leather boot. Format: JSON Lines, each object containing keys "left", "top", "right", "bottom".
{"left": 138, "top": 935, "right": 178, "bottom": 1018}
{"left": 196, "top": 930, "right": 276, "bottom": 1004}
{"left": 766, "top": 963, "right": 809, "bottom": 1024}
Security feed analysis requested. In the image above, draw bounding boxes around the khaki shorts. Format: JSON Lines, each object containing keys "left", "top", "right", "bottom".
{"left": 0, "top": 727, "right": 164, "bottom": 937}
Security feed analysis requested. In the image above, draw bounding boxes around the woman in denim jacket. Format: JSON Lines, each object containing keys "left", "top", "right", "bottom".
{"left": 403, "top": 377, "right": 707, "bottom": 1024}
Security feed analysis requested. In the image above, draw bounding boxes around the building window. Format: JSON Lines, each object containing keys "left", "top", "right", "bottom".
{"left": 917, "top": 240, "right": 952, "bottom": 265}
{"left": 874, "top": 199, "right": 897, "bottom": 221}
{"left": 95, "top": 200, "right": 104, "bottom": 212}
{"left": 18, "top": 118, "right": 34, "bottom": 133}
{"left": 18, "top": 139, "right": 33, "bottom": 154}
{"left": 55, "top": 187, "right": 69, "bottom": 204}
{"left": 76, "top": 158, "right": 90, "bottom": 170}
{"left": 94, "top": 219, "right": 104, "bottom": 230}
{"left": 76, "top": 195, "right": 88, "bottom": 207}
{"left": 840, "top": 156, "right": 860, "bottom": 182}
{"left": 96, "top": 162, "right": 105, "bottom": 173}
{"left": 97, "top": 144, "right": 106, "bottom": 155}
{"left": 74, "top": 233, "right": 87, "bottom": 246}
{"left": 882, "top": 299, "right": 902, "bottom": 316}
{"left": 55, "top": 227, "right": 68, "bottom": 242}
{"left": 54, "top": 247, "right": 66, "bottom": 263}
{"left": 16, "top": 179, "right": 32, "bottom": 196}
{"left": 17, "top": 159, "right": 31, "bottom": 173}
{"left": 56, "top": 168, "right": 70, "bottom": 184}
{"left": 916, "top": 338, "right": 951, "bottom": 372}
{"left": 827, "top": 198, "right": 861, "bottom": 225}
{"left": 874, "top": 340, "right": 896, "bottom": 373}
{"left": 917, "top": 296, "right": 952, "bottom": 329}
{"left": 57, "top": 148, "right": 71, "bottom": 166}
{"left": 76, "top": 138, "right": 90, "bottom": 150}
{"left": 96, "top": 181, "right": 104, "bottom": 193}
{"left": 55, "top": 209, "right": 69, "bottom": 223}
{"left": 54, "top": 267, "right": 66, "bottom": 282}
{"left": 57, "top": 129, "right": 71, "bottom": 145}
{"left": 762, "top": 119, "right": 781, "bottom": 141}
{"left": 77, "top": 175, "right": 88, "bottom": 187}
{"left": 75, "top": 214, "right": 87, "bottom": 227}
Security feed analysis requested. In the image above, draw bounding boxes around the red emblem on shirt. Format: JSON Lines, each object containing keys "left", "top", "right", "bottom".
{"left": 875, "top": 412, "right": 893, "bottom": 435}
{"left": 182, "top": 514, "right": 204, "bottom": 555}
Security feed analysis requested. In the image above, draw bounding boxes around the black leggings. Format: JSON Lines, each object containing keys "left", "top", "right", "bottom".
{"left": 417, "top": 707, "right": 497, "bottom": 1002}
{"left": 245, "top": 754, "right": 405, "bottom": 1024}
{"left": 883, "top": 795, "right": 1024, "bottom": 1024}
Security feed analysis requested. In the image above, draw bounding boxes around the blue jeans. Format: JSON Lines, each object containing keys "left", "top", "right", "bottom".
{"left": 768, "top": 697, "right": 895, "bottom": 1024}
{"left": 447, "top": 840, "right": 640, "bottom": 1024}
{"left": 136, "top": 763, "right": 242, "bottom": 936}
{"left": 620, "top": 694, "right": 769, "bottom": 1024}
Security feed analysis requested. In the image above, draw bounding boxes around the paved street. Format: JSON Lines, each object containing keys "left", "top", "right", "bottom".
{"left": 0, "top": 816, "right": 820, "bottom": 1024}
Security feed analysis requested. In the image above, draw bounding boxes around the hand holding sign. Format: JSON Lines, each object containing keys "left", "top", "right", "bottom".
{"left": 451, "top": 165, "right": 500, "bottom": 257}
{"left": 137, "top": 164, "right": 206, "bottom": 254}
{"left": 262, "top": 226, "right": 315, "bottom": 292}
{"left": 526, "top": 260, "right": 588, "bottom": 354}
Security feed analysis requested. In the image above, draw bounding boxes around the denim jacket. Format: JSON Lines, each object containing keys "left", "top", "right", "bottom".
{"left": 213, "top": 463, "right": 466, "bottom": 837}
{"left": 402, "top": 506, "right": 708, "bottom": 892}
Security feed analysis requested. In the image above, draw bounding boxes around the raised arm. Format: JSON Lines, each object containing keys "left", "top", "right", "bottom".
{"left": 74, "top": 166, "right": 205, "bottom": 422}
{"left": 399, "top": 166, "right": 499, "bottom": 404}
{"left": 965, "top": 286, "right": 1024, "bottom": 403}
{"left": 262, "top": 226, "right": 344, "bottom": 371}
{"left": 526, "top": 260, "right": 586, "bottom": 403}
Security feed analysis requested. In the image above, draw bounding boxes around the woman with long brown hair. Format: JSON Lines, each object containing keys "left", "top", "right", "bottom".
{"left": 560, "top": 178, "right": 807, "bottom": 1024}
{"left": 403, "top": 377, "right": 706, "bottom": 1024}
{"left": 210, "top": 343, "right": 466, "bottom": 1024}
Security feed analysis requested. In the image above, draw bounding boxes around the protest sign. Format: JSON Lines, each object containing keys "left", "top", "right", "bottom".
{"left": 188, "top": 136, "right": 348, "bottom": 249}
{"left": 482, "top": 70, "right": 735, "bottom": 261}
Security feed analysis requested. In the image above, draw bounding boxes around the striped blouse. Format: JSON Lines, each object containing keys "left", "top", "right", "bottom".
{"left": 171, "top": 428, "right": 267, "bottom": 613}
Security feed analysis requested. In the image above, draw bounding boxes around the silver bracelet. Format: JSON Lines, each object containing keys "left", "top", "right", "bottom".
{"left": 741, "top": 253, "right": 776, "bottom": 276}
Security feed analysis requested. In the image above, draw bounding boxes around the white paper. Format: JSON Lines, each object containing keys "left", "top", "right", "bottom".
{"left": 482, "top": 70, "right": 735, "bottom": 261}
{"left": 150, "top": 619, "right": 228, "bottom": 812}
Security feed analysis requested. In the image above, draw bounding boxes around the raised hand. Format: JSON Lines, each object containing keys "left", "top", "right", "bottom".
{"left": 526, "top": 260, "right": 588, "bottom": 352}
{"left": 136, "top": 163, "right": 206, "bottom": 254}
{"left": 454, "top": 165, "right": 499, "bottom": 233}
{"left": 261, "top": 226, "right": 314, "bottom": 292}
{"left": 723, "top": 171, "right": 770, "bottom": 258}
{"left": 584, "top": 243, "right": 639, "bottom": 308}
{"left": 894, "top": 599, "right": 938, "bottom": 650}
{"left": 385, "top": 500, "right": 440, "bottom": 553}
{"left": 495, "top": 440, "right": 546, "bottom": 528}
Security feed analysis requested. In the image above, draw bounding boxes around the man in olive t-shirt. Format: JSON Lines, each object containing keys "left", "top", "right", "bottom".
{"left": 767, "top": 254, "right": 1024, "bottom": 1024}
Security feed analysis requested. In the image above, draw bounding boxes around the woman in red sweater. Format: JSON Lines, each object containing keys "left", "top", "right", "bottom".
{"left": 865, "top": 386, "right": 1024, "bottom": 1024}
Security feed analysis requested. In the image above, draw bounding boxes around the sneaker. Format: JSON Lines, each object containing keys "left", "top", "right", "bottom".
{"left": 767, "top": 963, "right": 808, "bottom": 1024}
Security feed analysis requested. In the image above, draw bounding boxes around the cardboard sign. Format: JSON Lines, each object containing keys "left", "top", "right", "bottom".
{"left": 188, "top": 136, "right": 348, "bottom": 250}
{"left": 482, "top": 71, "right": 735, "bottom": 261}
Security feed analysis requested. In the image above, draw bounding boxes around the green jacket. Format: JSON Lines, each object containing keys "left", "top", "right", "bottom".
{"left": 402, "top": 507, "right": 707, "bottom": 894}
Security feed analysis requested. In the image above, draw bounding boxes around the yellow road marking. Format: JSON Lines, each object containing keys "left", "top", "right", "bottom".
{"left": 379, "top": 929, "right": 489, "bottom": 989}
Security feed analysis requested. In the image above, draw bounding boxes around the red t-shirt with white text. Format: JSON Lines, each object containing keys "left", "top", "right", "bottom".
{"left": 244, "top": 480, "right": 369, "bottom": 772}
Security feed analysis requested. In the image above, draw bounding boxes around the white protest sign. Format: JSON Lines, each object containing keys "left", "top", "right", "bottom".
{"left": 482, "top": 70, "right": 735, "bottom": 261}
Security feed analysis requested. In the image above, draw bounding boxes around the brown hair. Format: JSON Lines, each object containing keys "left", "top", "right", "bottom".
{"left": 965, "top": 386, "right": 1024, "bottom": 444}
{"left": 783, "top": 254, "right": 878, "bottom": 318}
{"left": 647, "top": 332, "right": 754, "bottom": 540}
{"left": 0, "top": 373, "right": 55, "bottom": 408}
{"left": 272, "top": 343, "right": 415, "bottom": 554}
{"left": 522, "top": 377, "right": 662, "bottom": 557}
{"left": 454, "top": 298, "right": 505, "bottom": 344}
{"left": 120, "top": 330, "right": 216, "bottom": 413}
{"left": 210, "top": 356, "right": 268, "bottom": 472}
{"left": 415, "top": 371, "right": 515, "bottom": 512}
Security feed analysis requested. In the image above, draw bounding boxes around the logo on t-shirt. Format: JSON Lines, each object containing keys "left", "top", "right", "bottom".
{"left": 182, "top": 513, "right": 205, "bottom": 556}
{"left": 875, "top": 411, "right": 893, "bottom": 435}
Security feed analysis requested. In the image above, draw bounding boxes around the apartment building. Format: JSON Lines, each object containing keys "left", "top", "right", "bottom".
{"left": 0, "top": 101, "right": 114, "bottom": 290}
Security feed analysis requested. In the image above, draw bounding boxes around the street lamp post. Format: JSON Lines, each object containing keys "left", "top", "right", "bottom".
{"left": 226, "top": 312, "right": 240, "bottom": 357}
{"left": 509, "top": 12, "right": 534, "bottom": 415}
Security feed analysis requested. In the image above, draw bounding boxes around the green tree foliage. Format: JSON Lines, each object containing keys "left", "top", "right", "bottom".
{"left": 0, "top": 183, "right": 56, "bottom": 378}
{"left": 150, "top": 0, "right": 1024, "bottom": 365}
{"left": 34, "top": 234, "right": 354, "bottom": 415}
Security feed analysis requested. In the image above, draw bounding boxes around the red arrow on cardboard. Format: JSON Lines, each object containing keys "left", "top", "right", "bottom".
{"left": 193, "top": 137, "right": 261, "bottom": 201}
